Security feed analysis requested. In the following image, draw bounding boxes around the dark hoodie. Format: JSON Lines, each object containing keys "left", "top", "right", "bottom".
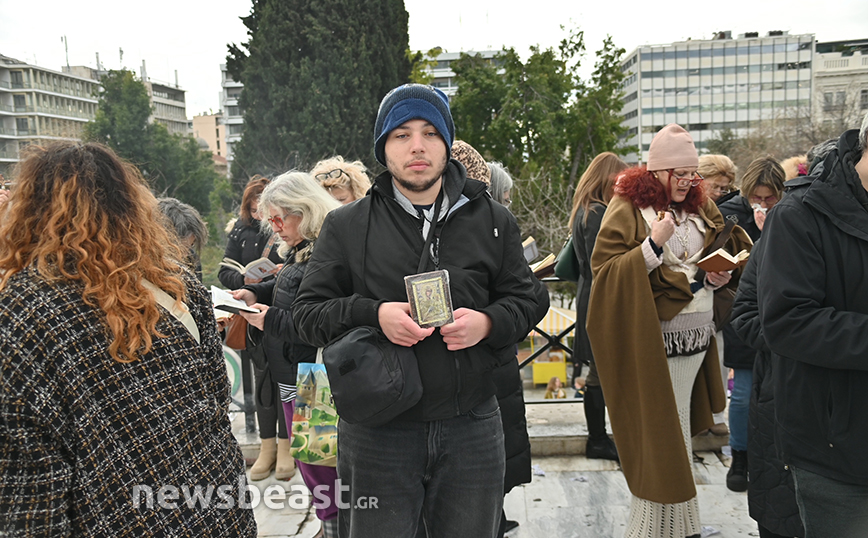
{"left": 293, "top": 160, "right": 546, "bottom": 421}
{"left": 757, "top": 128, "right": 868, "bottom": 485}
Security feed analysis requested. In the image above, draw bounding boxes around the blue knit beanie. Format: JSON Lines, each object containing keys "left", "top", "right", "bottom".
{"left": 374, "top": 84, "right": 455, "bottom": 165}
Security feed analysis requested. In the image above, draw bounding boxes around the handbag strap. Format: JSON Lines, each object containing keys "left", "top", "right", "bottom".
{"left": 261, "top": 233, "right": 278, "bottom": 259}
{"left": 142, "top": 279, "right": 200, "bottom": 344}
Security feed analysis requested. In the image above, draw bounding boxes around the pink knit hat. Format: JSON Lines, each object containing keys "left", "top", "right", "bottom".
{"left": 647, "top": 124, "right": 698, "bottom": 171}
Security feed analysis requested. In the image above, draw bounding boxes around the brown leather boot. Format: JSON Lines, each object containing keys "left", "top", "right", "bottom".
{"left": 249, "top": 437, "right": 277, "bottom": 481}
{"left": 275, "top": 437, "right": 297, "bottom": 481}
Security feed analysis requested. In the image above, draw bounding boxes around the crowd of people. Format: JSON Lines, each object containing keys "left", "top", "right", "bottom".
{"left": 1, "top": 82, "right": 867, "bottom": 538}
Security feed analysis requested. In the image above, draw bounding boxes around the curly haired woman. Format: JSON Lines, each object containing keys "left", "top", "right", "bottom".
{"left": 0, "top": 143, "right": 255, "bottom": 537}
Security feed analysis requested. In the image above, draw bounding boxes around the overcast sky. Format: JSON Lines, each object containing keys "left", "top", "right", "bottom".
{"left": 1, "top": 0, "right": 866, "bottom": 117}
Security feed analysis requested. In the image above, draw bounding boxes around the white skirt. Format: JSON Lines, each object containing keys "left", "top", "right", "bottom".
{"left": 624, "top": 352, "right": 704, "bottom": 538}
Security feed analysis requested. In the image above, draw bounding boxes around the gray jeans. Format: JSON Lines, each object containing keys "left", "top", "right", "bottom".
{"left": 792, "top": 466, "right": 868, "bottom": 537}
{"left": 336, "top": 396, "right": 505, "bottom": 538}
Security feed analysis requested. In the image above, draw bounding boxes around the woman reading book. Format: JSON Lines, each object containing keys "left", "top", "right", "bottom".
{"left": 219, "top": 175, "right": 292, "bottom": 482}
{"left": 587, "top": 124, "right": 751, "bottom": 538}
{"left": 231, "top": 171, "right": 341, "bottom": 538}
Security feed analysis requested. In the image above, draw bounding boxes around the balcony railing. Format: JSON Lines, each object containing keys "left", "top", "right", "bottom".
{"left": 0, "top": 104, "right": 94, "bottom": 120}
{"left": 0, "top": 79, "right": 97, "bottom": 100}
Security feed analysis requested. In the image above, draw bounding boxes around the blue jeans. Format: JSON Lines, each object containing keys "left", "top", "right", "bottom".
{"left": 336, "top": 396, "right": 505, "bottom": 538}
{"left": 792, "top": 466, "right": 868, "bottom": 537}
{"left": 728, "top": 367, "right": 751, "bottom": 451}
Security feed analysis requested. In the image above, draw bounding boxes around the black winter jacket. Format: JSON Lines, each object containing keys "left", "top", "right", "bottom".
{"left": 718, "top": 194, "right": 761, "bottom": 370}
{"left": 758, "top": 129, "right": 868, "bottom": 486}
{"left": 731, "top": 239, "right": 804, "bottom": 537}
{"left": 244, "top": 244, "right": 316, "bottom": 386}
{"left": 293, "top": 161, "right": 547, "bottom": 422}
{"left": 718, "top": 194, "right": 762, "bottom": 243}
{"left": 571, "top": 202, "right": 605, "bottom": 369}
{"left": 218, "top": 219, "right": 283, "bottom": 291}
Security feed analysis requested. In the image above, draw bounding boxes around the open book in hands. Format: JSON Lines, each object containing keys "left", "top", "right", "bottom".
{"left": 697, "top": 248, "right": 749, "bottom": 272}
{"left": 210, "top": 286, "right": 260, "bottom": 315}
{"left": 218, "top": 257, "right": 278, "bottom": 279}
{"left": 530, "top": 253, "right": 556, "bottom": 278}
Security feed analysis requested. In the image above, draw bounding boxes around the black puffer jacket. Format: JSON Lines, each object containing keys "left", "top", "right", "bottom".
{"left": 731, "top": 238, "right": 804, "bottom": 537}
{"left": 244, "top": 244, "right": 316, "bottom": 386}
{"left": 718, "top": 194, "right": 761, "bottom": 370}
{"left": 758, "top": 129, "right": 868, "bottom": 485}
{"left": 293, "top": 161, "right": 547, "bottom": 422}
{"left": 218, "top": 219, "right": 283, "bottom": 291}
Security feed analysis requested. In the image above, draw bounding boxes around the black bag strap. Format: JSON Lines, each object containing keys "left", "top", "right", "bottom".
{"left": 357, "top": 185, "right": 444, "bottom": 296}
{"left": 417, "top": 188, "right": 444, "bottom": 274}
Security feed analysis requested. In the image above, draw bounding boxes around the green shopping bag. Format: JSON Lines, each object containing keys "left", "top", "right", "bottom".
{"left": 290, "top": 361, "right": 338, "bottom": 466}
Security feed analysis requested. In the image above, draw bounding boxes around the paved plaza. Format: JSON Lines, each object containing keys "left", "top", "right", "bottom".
{"left": 233, "top": 398, "right": 758, "bottom": 538}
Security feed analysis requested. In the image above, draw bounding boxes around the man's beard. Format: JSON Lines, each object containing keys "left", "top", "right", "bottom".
{"left": 388, "top": 155, "right": 448, "bottom": 193}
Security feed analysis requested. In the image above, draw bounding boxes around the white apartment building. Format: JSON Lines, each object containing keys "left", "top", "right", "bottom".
{"left": 425, "top": 50, "right": 501, "bottom": 96}
{"left": 0, "top": 54, "right": 99, "bottom": 176}
{"left": 618, "top": 31, "right": 815, "bottom": 163}
{"left": 813, "top": 39, "right": 868, "bottom": 132}
{"left": 220, "top": 64, "right": 243, "bottom": 168}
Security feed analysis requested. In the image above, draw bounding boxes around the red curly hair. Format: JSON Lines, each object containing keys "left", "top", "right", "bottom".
{"left": 614, "top": 165, "right": 706, "bottom": 214}
{"left": 0, "top": 142, "right": 187, "bottom": 363}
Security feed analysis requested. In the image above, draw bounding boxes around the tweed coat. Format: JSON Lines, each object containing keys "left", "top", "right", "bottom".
{"left": 0, "top": 267, "right": 256, "bottom": 537}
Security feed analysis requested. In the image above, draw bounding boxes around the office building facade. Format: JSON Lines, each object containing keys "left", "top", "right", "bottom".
{"left": 618, "top": 31, "right": 815, "bottom": 163}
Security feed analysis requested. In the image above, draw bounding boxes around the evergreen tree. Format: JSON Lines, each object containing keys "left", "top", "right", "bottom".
{"left": 226, "top": 0, "right": 410, "bottom": 184}
{"left": 83, "top": 70, "right": 219, "bottom": 213}
{"left": 450, "top": 29, "right": 631, "bottom": 282}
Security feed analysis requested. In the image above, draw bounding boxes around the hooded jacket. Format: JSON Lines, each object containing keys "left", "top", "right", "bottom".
{"left": 758, "top": 129, "right": 868, "bottom": 485}
{"left": 292, "top": 160, "right": 546, "bottom": 422}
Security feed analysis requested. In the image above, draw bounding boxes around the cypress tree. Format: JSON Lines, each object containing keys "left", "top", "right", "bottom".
{"left": 227, "top": 0, "right": 410, "bottom": 184}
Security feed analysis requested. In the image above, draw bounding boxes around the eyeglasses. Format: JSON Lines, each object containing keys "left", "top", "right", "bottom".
{"left": 267, "top": 213, "right": 292, "bottom": 229}
{"left": 315, "top": 169, "right": 347, "bottom": 182}
{"left": 707, "top": 184, "right": 732, "bottom": 194}
{"left": 669, "top": 170, "right": 704, "bottom": 188}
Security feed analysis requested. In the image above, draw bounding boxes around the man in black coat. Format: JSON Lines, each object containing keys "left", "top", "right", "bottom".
{"left": 293, "top": 84, "right": 546, "bottom": 538}
{"left": 757, "top": 113, "right": 868, "bottom": 536}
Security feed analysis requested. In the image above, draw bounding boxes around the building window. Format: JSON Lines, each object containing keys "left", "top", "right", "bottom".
{"left": 861, "top": 89, "right": 868, "bottom": 110}
{"left": 229, "top": 124, "right": 243, "bottom": 135}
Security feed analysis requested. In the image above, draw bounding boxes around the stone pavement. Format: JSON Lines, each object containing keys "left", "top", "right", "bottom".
{"left": 233, "top": 400, "right": 756, "bottom": 538}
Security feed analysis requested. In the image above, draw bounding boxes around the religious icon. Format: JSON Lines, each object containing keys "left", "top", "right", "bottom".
{"left": 405, "top": 270, "right": 454, "bottom": 328}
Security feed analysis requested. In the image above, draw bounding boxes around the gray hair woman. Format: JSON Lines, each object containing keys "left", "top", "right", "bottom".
{"left": 232, "top": 171, "right": 341, "bottom": 538}
{"left": 488, "top": 161, "right": 513, "bottom": 206}
{"left": 157, "top": 197, "right": 208, "bottom": 280}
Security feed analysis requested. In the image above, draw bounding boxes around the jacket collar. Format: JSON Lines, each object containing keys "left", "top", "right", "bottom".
{"left": 372, "top": 159, "right": 489, "bottom": 218}
{"left": 801, "top": 130, "right": 868, "bottom": 242}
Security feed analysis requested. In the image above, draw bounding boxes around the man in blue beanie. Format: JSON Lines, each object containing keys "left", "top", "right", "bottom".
{"left": 294, "top": 84, "right": 547, "bottom": 537}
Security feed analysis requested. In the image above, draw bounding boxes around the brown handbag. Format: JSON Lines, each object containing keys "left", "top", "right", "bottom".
{"left": 223, "top": 233, "right": 278, "bottom": 351}
{"left": 224, "top": 316, "right": 248, "bottom": 350}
